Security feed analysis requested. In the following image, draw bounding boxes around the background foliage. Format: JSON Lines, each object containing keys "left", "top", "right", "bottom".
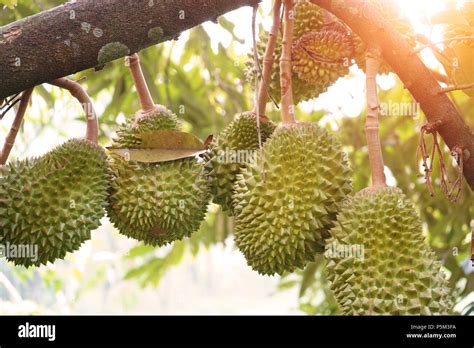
{"left": 0, "top": 0, "right": 472, "bottom": 315}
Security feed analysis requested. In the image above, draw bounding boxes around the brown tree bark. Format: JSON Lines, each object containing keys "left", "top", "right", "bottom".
{"left": 0, "top": 0, "right": 259, "bottom": 99}
{"left": 310, "top": 0, "right": 474, "bottom": 190}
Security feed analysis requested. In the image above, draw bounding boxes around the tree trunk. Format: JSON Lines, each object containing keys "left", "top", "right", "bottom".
{"left": 310, "top": 0, "right": 474, "bottom": 190}
{"left": 0, "top": 0, "right": 259, "bottom": 99}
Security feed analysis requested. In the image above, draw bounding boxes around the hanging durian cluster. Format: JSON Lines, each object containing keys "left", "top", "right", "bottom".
{"left": 232, "top": 124, "right": 352, "bottom": 275}
{"left": 107, "top": 109, "right": 211, "bottom": 246}
{"left": 292, "top": 29, "right": 353, "bottom": 87}
{"left": 248, "top": 0, "right": 348, "bottom": 103}
{"left": 248, "top": 0, "right": 420, "bottom": 102}
{"left": 326, "top": 187, "right": 453, "bottom": 315}
{"left": 205, "top": 112, "right": 276, "bottom": 214}
{"left": 0, "top": 139, "right": 109, "bottom": 267}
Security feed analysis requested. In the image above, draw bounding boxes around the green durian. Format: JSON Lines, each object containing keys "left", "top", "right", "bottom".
{"left": 292, "top": 29, "right": 353, "bottom": 86}
{"left": 233, "top": 123, "right": 352, "bottom": 275}
{"left": 107, "top": 109, "right": 211, "bottom": 246}
{"left": 293, "top": 0, "right": 326, "bottom": 38}
{"left": 205, "top": 112, "right": 276, "bottom": 214}
{"left": 247, "top": 0, "right": 336, "bottom": 104}
{"left": 326, "top": 187, "right": 453, "bottom": 315}
{"left": 0, "top": 139, "right": 109, "bottom": 267}
{"left": 113, "top": 108, "right": 181, "bottom": 148}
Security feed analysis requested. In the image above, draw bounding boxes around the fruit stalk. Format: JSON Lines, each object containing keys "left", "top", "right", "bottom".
{"left": 255, "top": 0, "right": 282, "bottom": 115}
{"left": 279, "top": 0, "right": 297, "bottom": 125}
{"left": 49, "top": 78, "right": 99, "bottom": 144}
{"left": 365, "top": 48, "right": 387, "bottom": 188}
{"left": 126, "top": 53, "right": 156, "bottom": 113}
{"left": 0, "top": 88, "right": 34, "bottom": 165}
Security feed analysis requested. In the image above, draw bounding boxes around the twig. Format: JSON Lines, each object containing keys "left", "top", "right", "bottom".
{"left": 125, "top": 53, "right": 155, "bottom": 113}
{"left": 125, "top": 53, "right": 167, "bottom": 123}
{"left": 414, "top": 36, "right": 474, "bottom": 54}
{"left": 255, "top": 0, "right": 282, "bottom": 115}
{"left": 429, "top": 69, "right": 449, "bottom": 84}
{"left": 365, "top": 48, "right": 386, "bottom": 188}
{"left": 280, "top": 0, "right": 296, "bottom": 125}
{"left": 49, "top": 78, "right": 99, "bottom": 144}
{"left": 448, "top": 147, "right": 464, "bottom": 202}
{"left": 417, "top": 121, "right": 465, "bottom": 202}
{"left": 439, "top": 82, "right": 474, "bottom": 94}
{"left": 251, "top": 4, "right": 263, "bottom": 152}
{"left": 0, "top": 93, "right": 22, "bottom": 120}
{"left": 0, "top": 88, "right": 33, "bottom": 165}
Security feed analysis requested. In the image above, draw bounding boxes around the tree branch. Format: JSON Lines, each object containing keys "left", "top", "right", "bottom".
{"left": 255, "top": 0, "right": 282, "bottom": 115}
{"left": 280, "top": 0, "right": 296, "bottom": 125}
{"left": 0, "top": 88, "right": 33, "bottom": 165}
{"left": 49, "top": 78, "right": 99, "bottom": 144}
{"left": 365, "top": 48, "right": 386, "bottom": 188}
{"left": 0, "top": 0, "right": 260, "bottom": 99}
{"left": 310, "top": 0, "right": 474, "bottom": 190}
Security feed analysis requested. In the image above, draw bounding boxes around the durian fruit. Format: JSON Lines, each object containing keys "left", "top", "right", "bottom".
{"left": 247, "top": 0, "right": 346, "bottom": 103}
{"left": 352, "top": 0, "right": 416, "bottom": 73}
{"left": 0, "top": 139, "right": 109, "bottom": 267}
{"left": 292, "top": 29, "right": 353, "bottom": 86}
{"left": 205, "top": 112, "right": 276, "bottom": 214}
{"left": 112, "top": 107, "right": 181, "bottom": 148}
{"left": 107, "top": 110, "right": 211, "bottom": 246}
{"left": 233, "top": 123, "right": 352, "bottom": 275}
{"left": 326, "top": 187, "right": 453, "bottom": 315}
{"left": 293, "top": 0, "right": 326, "bottom": 38}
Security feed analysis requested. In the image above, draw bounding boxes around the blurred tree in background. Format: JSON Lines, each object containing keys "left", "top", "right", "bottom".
{"left": 0, "top": 0, "right": 472, "bottom": 315}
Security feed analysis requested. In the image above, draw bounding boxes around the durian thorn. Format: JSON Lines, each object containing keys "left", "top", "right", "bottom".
{"left": 255, "top": 0, "right": 282, "bottom": 115}
{"left": 126, "top": 53, "right": 156, "bottom": 113}
{"left": 0, "top": 88, "right": 33, "bottom": 165}
{"left": 280, "top": 0, "right": 297, "bottom": 125}
{"left": 49, "top": 78, "right": 99, "bottom": 144}
{"left": 365, "top": 47, "right": 386, "bottom": 187}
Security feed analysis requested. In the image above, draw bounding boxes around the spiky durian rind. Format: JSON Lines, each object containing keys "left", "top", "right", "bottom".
{"left": 205, "top": 112, "right": 276, "bottom": 214}
{"left": 292, "top": 29, "right": 353, "bottom": 85}
{"left": 233, "top": 123, "right": 352, "bottom": 276}
{"left": 326, "top": 187, "right": 453, "bottom": 315}
{"left": 107, "top": 108, "right": 210, "bottom": 246}
{"left": 112, "top": 108, "right": 182, "bottom": 148}
{"left": 107, "top": 156, "right": 211, "bottom": 246}
{"left": 0, "top": 139, "right": 109, "bottom": 267}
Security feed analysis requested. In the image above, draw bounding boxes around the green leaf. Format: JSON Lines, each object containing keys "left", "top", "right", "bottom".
{"left": 108, "top": 130, "right": 210, "bottom": 163}
{"left": 108, "top": 147, "right": 208, "bottom": 163}
{"left": 0, "top": 0, "right": 17, "bottom": 9}
{"left": 136, "top": 130, "right": 206, "bottom": 150}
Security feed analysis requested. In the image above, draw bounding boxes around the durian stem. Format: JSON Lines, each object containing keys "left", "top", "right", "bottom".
{"left": 126, "top": 53, "right": 156, "bottom": 113}
{"left": 279, "top": 0, "right": 297, "bottom": 125}
{"left": 255, "top": 0, "right": 282, "bottom": 115}
{"left": 49, "top": 78, "right": 99, "bottom": 144}
{"left": 0, "top": 88, "right": 33, "bottom": 165}
{"left": 365, "top": 48, "right": 387, "bottom": 188}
